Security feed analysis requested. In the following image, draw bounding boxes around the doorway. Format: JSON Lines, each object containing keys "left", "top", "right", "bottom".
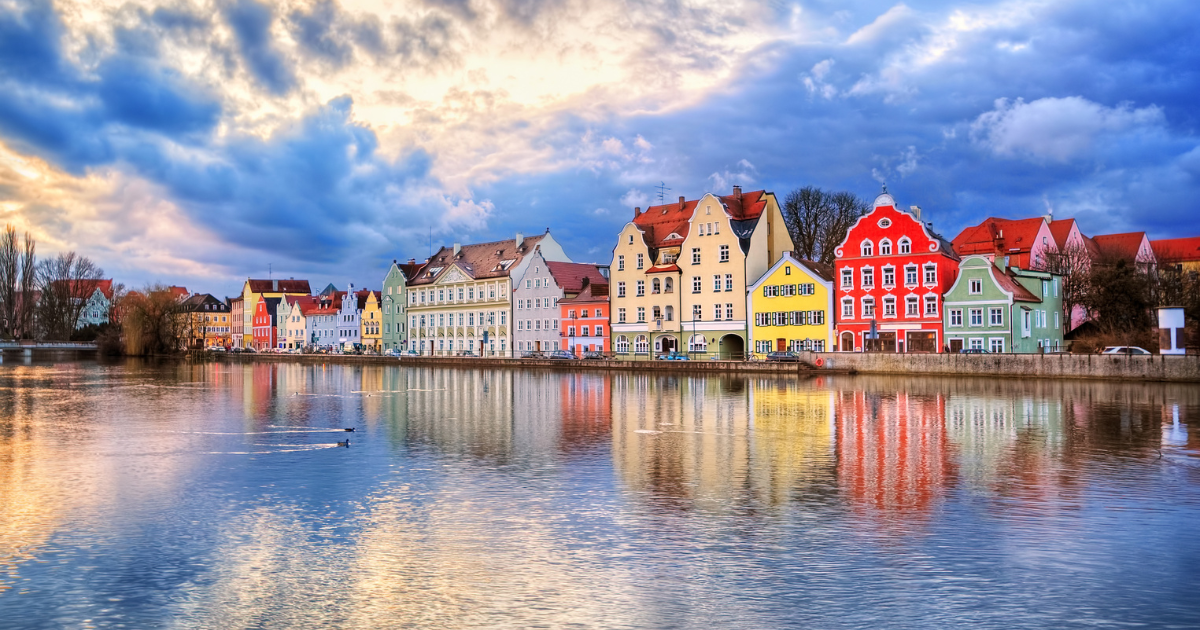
{"left": 721, "top": 334, "right": 745, "bottom": 360}
{"left": 841, "top": 331, "right": 855, "bottom": 351}
{"left": 660, "top": 336, "right": 677, "bottom": 354}
{"left": 906, "top": 331, "right": 937, "bottom": 353}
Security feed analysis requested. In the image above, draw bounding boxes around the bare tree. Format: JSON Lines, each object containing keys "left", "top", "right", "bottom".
{"left": 0, "top": 225, "right": 37, "bottom": 339}
{"left": 36, "top": 252, "right": 103, "bottom": 340}
{"left": 1041, "top": 241, "right": 1092, "bottom": 331}
{"left": 120, "top": 286, "right": 188, "bottom": 355}
{"left": 780, "top": 187, "right": 868, "bottom": 266}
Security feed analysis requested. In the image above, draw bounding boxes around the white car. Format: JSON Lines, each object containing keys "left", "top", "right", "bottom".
{"left": 1102, "top": 346, "right": 1151, "bottom": 355}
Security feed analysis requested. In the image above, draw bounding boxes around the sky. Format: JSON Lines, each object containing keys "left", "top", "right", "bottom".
{"left": 1, "top": 0, "right": 1198, "bottom": 297}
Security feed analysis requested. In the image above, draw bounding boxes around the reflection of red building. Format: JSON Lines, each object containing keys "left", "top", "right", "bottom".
{"left": 836, "top": 390, "right": 953, "bottom": 515}
{"left": 558, "top": 374, "right": 611, "bottom": 451}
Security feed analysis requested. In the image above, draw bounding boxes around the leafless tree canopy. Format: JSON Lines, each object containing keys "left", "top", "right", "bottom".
{"left": 120, "top": 286, "right": 188, "bottom": 355}
{"left": 1040, "top": 241, "right": 1091, "bottom": 330}
{"left": 36, "top": 252, "right": 103, "bottom": 341}
{"left": 0, "top": 225, "right": 37, "bottom": 339}
{"left": 780, "top": 187, "right": 869, "bottom": 266}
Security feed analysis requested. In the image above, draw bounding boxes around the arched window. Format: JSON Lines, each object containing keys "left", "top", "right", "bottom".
{"left": 880, "top": 238, "right": 892, "bottom": 256}
{"left": 664, "top": 277, "right": 673, "bottom": 293}
{"left": 615, "top": 335, "right": 630, "bottom": 353}
{"left": 665, "top": 305, "right": 674, "bottom": 321}
{"left": 652, "top": 306, "right": 662, "bottom": 320}
{"left": 634, "top": 335, "right": 649, "bottom": 353}
{"left": 861, "top": 240, "right": 874, "bottom": 257}
{"left": 899, "top": 238, "right": 911, "bottom": 254}
{"left": 652, "top": 278, "right": 661, "bottom": 294}
{"left": 689, "top": 334, "right": 707, "bottom": 352}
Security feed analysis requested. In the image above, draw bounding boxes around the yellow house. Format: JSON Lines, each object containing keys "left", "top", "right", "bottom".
{"left": 747, "top": 252, "right": 834, "bottom": 355}
{"left": 359, "top": 290, "right": 381, "bottom": 352}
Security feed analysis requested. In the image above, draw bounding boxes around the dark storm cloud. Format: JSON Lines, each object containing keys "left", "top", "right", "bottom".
{"left": 224, "top": 0, "right": 297, "bottom": 95}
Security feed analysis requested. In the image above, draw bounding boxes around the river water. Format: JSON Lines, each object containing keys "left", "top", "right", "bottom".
{"left": 1, "top": 359, "right": 1198, "bottom": 629}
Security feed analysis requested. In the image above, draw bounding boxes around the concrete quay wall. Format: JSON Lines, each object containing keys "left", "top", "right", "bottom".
{"left": 803, "top": 351, "right": 1200, "bottom": 383}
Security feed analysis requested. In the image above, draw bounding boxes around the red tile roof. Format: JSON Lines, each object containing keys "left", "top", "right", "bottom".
{"left": 645, "top": 264, "right": 681, "bottom": 274}
{"left": 50, "top": 279, "right": 114, "bottom": 299}
{"left": 408, "top": 233, "right": 552, "bottom": 285}
{"left": 1151, "top": 237, "right": 1200, "bottom": 263}
{"left": 991, "top": 267, "right": 1039, "bottom": 302}
{"left": 634, "top": 189, "right": 769, "bottom": 248}
{"left": 246, "top": 279, "right": 311, "bottom": 294}
{"left": 545, "top": 262, "right": 608, "bottom": 294}
{"left": 559, "top": 281, "right": 609, "bottom": 304}
{"left": 1048, "top": 219, "right": 1078, "bottom": 250}
{"left": 1091, "top": 232, "right": 1148, "bottom": 261}
{"left": 952, "top": 217, "right": 1046, "bottom": 256}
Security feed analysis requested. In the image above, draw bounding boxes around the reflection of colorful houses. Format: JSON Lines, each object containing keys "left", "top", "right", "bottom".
{"left": 835, "top": 389, "right": 953, "bottom": 515}
{"left": 558, "top": 374, "right": 611, "bottom": 452}
{"left": 748, "top": 380, "right": 837, "bottom": 505}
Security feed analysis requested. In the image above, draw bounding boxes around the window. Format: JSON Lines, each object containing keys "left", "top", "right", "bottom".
{"left": 628, "top": 234, "right": 634, "bottom": 244}
{"left": 692, "top": 304, "right": 702, "bottom": 320}
{"left": 969, "top": 278, "right": 982, "bottom": 294}
{"left": 714, "top": 304, "right": 723, "bottom": 320}
{"left": 724, "top": 274, "right": 733, "bottom": 292}
{"left": 689, "top": 334, "right": 707, "bottom": 352}
{"left": 906, "top": 296, "right": 920, "bottom": 317}
{"left": 719, "top": 245, "right": 729, "bottom": 262}
{"left": 862, "top": 297, "right": 875, "bottom": 318}
{"left": 882, "top": 266, "right": 895, "bottom": 287}
{"left": 1054, "top": 311, "right": 1060, "bottom": 329}
{"left": 861, "top": 267, "right": 874, "bottom": 288}
{"left": 637, "top": 253, "right": 644, "bottom": 270}
{"left": 1053, "top": 278, "right": 1059, "bottom": 297}
{"left": 692, "top": 248, "right": 701, "bottom": 264}
{"left": 635, "top": 335, "right": 649, "bottom": 353}
{"left": 713, "top": 275, "right": 722, "bottom": 292}
{"left": 880, "top": 239, "right": 892, "bottom": 255}
{"left": 652, "top": 278, "right": 661, "bottom": 294}
{"left": 618, "top": 255, "right": 624, "bottom": 271}
{"left": 637, "top": 307, "right": 645, "bottom": 322}
{"left": 652, "top": 306, "right": 661, "bottom": 321}
{"left": 841, "top": 268, "right": 853, "bottom": 289}
{"left": 1042, "top": 280, "right": 1049, "bottom": 296}
{"left": 899, "top": 238, "right": 911, "bottom": 254}
{"left": 923, "top": 265, "right": 937, "bottom": 285}
{"left": 883, "top": 296, "right": 896, "bottom": 317}
{"left": 924, "top": 295, "right": 937, "bottom": 316}
{"left": 595, "top": 325, "right": 604, "bottom": 336}
{"left": 970, "top": 338, "right": 984, "bottom": 350}
{"left": 692, "top": 276, "right": 702, "bottom": 293}
{"left": 785, "top": 266, "right": 791, "bottom": 276}
{"left": 618, "top": 282, "right": 626, "bottom": 298}
{"left": 525, "top": 280, "right": 531, "bottom": 289}
{"left": 969, "top": 308, "right": 983, "bottom": 326}
{"left": 568, "top": 309, "right": 576, "bottom": 319}
{"left": 989, "top": 308, "right": 1003, "bottom": 326}
{"left": 616, "top": 335, "right": 629, "bottom": 353}
{"left": 861, "top": 240, "right": 873, "bottom": 257}
{"left": 984, "top": 337, "right": 1003, "bottom": 353}
{"left": 950, "top": 309, "right": 963, "bottom": 326}
{"left": 580, "top": 326, "right": 588, "bottom": 336}
{"left": 842, "top": 298, "right": 854, "bottom": 319}
{"left": 1022, "top": 310, "right": 1031, "bottom": 336}
{"left": 618, "top": 308, "right": 626, "bottom": 323}
{"left": 636, "top": 281, "right": 645, "bottom": 297}
{"left": 725, "top": 303, "right": 734, "bottom": 320}
{"left": 905, "top": 265, "right": 918, "bottom": 286}
{"left": 664, "top": 277, "right": 673, "bottom": 293}
{"left": 664, "top": 306, "right": 673, "bottom": 321}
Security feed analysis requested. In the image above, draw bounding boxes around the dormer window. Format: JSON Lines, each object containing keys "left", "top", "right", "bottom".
{"left": 861, "top": 240, "right": 874, "bottom": 257}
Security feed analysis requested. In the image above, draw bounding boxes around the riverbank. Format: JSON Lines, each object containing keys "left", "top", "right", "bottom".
{"left": 204, "top": 351, "right": 1200, "bottom": 382}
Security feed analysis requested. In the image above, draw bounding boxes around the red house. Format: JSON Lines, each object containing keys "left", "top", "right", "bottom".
{"left": 833, "top": 188, "right": 959, "bottom": 353}
{"left": 251, "top": 297, "right": 281, "bottom": 351}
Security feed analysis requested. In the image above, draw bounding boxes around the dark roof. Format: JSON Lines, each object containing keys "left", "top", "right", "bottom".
{"left": 246, "top": 279, "right": 311, "bottom": 294}
{"left": 408, "top": 233, "right": 552, "bottom": 286}
{"left": 355, "top": 289, "right": 376, "bottom": 310}
{"left": 180, "top": 293, "right": 230, "bottom": 312}
{"left": 559, "top": 281, "right": 609, "bottom": 304}
{"left": 545, "top": 262, "right": 608, "bottom": 294}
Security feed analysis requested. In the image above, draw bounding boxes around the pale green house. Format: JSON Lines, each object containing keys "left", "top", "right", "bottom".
{"left": 381, "top": 260, "right": 414, "bottom": 352}
{"left": 943, "top": 255, "right": 1064, "bottom": 353}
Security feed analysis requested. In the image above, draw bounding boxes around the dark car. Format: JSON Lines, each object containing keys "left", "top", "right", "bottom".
{"left": 521, "top": 351, "right": 546, "bottom": 359}
{"left": 582, "top": 351, "right": 609, "bottom": 360}
{"left": 960, "top": 348, "right": 989, "bottom": 354}
{"left": 765, "top": 351, "right": 801, "bottom": 362}
{"left": 546, "top": 350, "right": 575, "bottom": 360}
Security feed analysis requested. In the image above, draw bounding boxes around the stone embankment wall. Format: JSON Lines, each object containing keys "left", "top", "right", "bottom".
{"left": 803, "top": 351, "right": 1200, "bottom": 382}
{"left": 210, "top": 352, "right": 1200, "bottom": 382}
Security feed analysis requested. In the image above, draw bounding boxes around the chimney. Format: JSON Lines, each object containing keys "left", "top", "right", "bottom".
{"left": 733, "top": 185, "right": 742, "bottom": 199}
{"left": 910, "top": 205, "right": 921, "bottom": 220}
{"left": 393, "top": 259, "right": 397, "bottom": 264}
{"left": 408, "top": 258, "right": 416, "bottom": 264}
{"left": 272, "top": 279, "right": 278, "bottom": 292}
{"left": 453, "top": 242, "right": 461, "bottom": 257}
{"left": 679, "top": 195, "right": 686, "bottom": 210}
{"left": 515, "top": 233, "right": 524, "bottom": 249}
{"left": 634, "top": 206, "right": 641, "bottom": 218}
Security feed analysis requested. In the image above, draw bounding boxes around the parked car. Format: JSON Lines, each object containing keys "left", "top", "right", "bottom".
{"left": 1102, "top": 346, "right": 1151, "bottom": 355}
{"left": 546, "top": 350, "right": 575, "bottom": 360}
{"left": 765, "top": 351, "right": 800, "bottom": 362}
{"left": 456, "top": 350, "right": 476, "bottom": 357}
{"left": 404, "top": 349, "right": 421, "bottom": 356}
{"left": 522, "top": 351, "right": 546, "bottom": 359}
{"left": 582, "top": 351, "right": 609, "bottom": 360}
{"left": 207, "top": 346, "right": 226, "bottom": 353}
{"left": 960, "top": 348, "right": 989, "bottom": 354}
{"left": 660, "top": 352, "right": 690, "bottom": 361}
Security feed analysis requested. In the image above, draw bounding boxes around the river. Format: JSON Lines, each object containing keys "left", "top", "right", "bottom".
{"left": 1, "top": 359, "right": 1198, "bottom": 629}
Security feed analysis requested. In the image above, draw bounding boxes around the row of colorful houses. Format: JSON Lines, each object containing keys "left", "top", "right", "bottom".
{"left": 179, "top": 183, "right": 1199, "bottom": 356}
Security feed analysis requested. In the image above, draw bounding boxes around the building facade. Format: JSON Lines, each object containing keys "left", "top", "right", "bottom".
{"left": 179, "top": 293, "right": 232, "bottom": 349}
{"left": 75, "top": 280, "right": 115, "bottom": 329}
{"left": 230, "top": 296, "right": 243, "bottom": 348}
{"left": 360, "top": 290, "right": 381, "bottom": 352}
{"left": 251, "top": 297, "right": 281, "bottom": 351}
{"left": 380, "top": 260, "right": 419, "bottom": 352}
{"left": 833, "top": 189, "right": 960, "bottom": 353}
{"left": 951, "top": 216, "right": 1055, "bottom": 270}
{"left": 747, "top": 253, "right": 834, "bottom": 356}
{"left": 560, "top": 281, "right": 609, "bottom": 356}
{"left": 513, "top": 250, "right": 608, "bottom": 354}
{"left": 336, "top": 284, "right": 361, "bottom": 350}
{"left": 238, "top": 279, "right": 311, "bottom": 348}
{"left": 943, "top": 255, "right": 1065, "bottom": 353}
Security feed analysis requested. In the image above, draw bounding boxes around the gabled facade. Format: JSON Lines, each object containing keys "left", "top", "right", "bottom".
{"left": 1091, "top": 232, "right": 1157, "bottom": 269}
{"left": 951, "top": 217, "right": 1055, "bottom": 270}
{"left": 276, "top": 295, "right": 308, "bottom": 350}
{"left": 179, "top": 293, "right": 232, "bottom": 349}
{"left": 301, "top": 293, "right": 342, "bottom": 348}
{"left": 76, "top": 280, "right": 115, "bottom": 329}
{"left": 230, "top": 296, "right": 244, "bottom": 348}
{"left": 833, "top": 189, "right": 959, "bottom": 353}
{"left": 747, "top": 253, "right": 833, "bottom": 357}
{"left": 251, "top": 297, "right": 281, "bottom": 351}
{"left": 943, "top": 255, "right": 1064, "bottom": 353}
{"left": 512, "top": 250, "right": 608, "bottom": 354}
{"left": 336, "top": 283, "right": 361, "bottom": 349}
{"left": 405, "top": 231, "right": 570, "bottom": 356}
{"left": 560, "top": 280, "right": 609, "bottom": 356}
{"left": 610, "top": 186, "right": 793, "bottom": 359}
{"left": 238, "top": 278, "right": 311, "bottom": 348}
{"left": 360, "top": 290, "right": 381, "bottom": 352}
{"left": 380, "top": 260, "right": 419, "bottom": 352}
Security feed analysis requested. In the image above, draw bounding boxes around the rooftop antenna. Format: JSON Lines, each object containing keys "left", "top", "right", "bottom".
{"left": 655, "top": 182, "right": 670, "bottom": 204}
{"left": 268, "top": 263, "right": 272, "bottom": 279}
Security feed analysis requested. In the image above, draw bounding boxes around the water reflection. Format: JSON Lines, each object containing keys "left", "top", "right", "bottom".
{"left": 1, "top": 360, "right": 1198, "bottom": 628}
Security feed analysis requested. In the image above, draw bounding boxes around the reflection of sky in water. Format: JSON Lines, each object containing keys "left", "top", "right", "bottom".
{"left": 1, "top": 360, "right": 1199, "bottom": 628}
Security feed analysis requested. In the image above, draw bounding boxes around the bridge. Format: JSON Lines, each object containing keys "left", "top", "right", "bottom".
{"left": 0, "top": 341, "right": 98, "bottom": 360}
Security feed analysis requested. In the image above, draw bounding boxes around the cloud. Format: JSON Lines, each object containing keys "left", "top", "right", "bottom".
{"left": 970, "top": 96, "right": 1165, "bottom": 162}
{"left": 224, "top": 0, "right": 297, "bottom": 95}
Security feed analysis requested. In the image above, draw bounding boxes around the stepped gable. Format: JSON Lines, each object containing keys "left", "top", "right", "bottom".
{"left": 952, "top": 217, "right": 1045, "bottom": 257}
{"left": 545, "top": 262, "right": 608, "bottom": 293}
{"left": 408, "top": 233, "right": 550, "bottom": 285}
{"left": 247, "top": 279, "right": 311, "bottom": 294}
{"left": 1151, "top": 236, "right": 1200, "bottom": 264}
{"left": 1092, "top": 232, "right": 1147, "bottom": 261}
